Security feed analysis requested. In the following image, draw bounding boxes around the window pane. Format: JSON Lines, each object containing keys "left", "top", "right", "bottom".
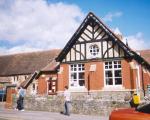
{"left": 105, "top": 71, "right": 112, "bottom": 77}
{"left": 74, "top": 64, "right": 77, "bottom": 67}
{"left": 118, "top": 65, "right": 121, "bottom": 68}
{"left": 71, "top": 73, "right": 77, "bottom": 79}
{"left": 105, "top": 65, "right": 108, "bottom": 69}
{"left": 114, "top": 65, "right": 117, "bottom": 68}
{"left": 109, "top": 65, "right": 112, "bottom": 69}
{"left": 79, "top": 80, "right": 85, "bottom": 86}
{"left": 115, "top": 78, "right": 122, "bottom": 85}
{"left": 79, "top": 73, "right": 84, "bottom": 79}
{"left": 106, "top": 78, "right": 113, "bottom": 85}
{"left": 114, "top": 61, "right": 117, "bottom": 64}
{"left": 115, "top": 70, "right": 122, "bottom": 77}
{"left": 118, "top": 61, "right": 121, "bottom": 64}
{"left": 79, "top": 67, "right": 81, "bottom": 71}
{"left": 70, "top": 80, "right": 78, "bottom": 87}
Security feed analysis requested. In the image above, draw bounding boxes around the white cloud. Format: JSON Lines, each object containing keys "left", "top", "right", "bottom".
{"left": 0, "top": 45, "right": 42, "bottom": 55}
{"left": 113, "top": 27, "right": 122, "bottom": 35}
{"left": 103, "top": 12, "right": 122, "bottom": 22}
{"left": 112, "top": 28, "right": 150, "bottom": 50}
{"left": 123, "top": 32, "right": 150, "bottom": 50}
{"left": 0, "top": 0, "right": 84, "bottom": 54}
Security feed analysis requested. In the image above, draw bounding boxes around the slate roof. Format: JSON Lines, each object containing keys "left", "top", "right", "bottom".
{"left": 138, "top": 50, "right": 150, "bottom": 64}
{"left": 0, "top": 49, "right": 61, "bottom": 76}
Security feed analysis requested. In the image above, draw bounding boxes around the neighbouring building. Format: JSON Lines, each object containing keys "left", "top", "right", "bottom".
{"left": 0, "top": 49, "right": 60, "bottom": 96}
{"left": 0, "top": 77, "right": 11, "bottom": 90}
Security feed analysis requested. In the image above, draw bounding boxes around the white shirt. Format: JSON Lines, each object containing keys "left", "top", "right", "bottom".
{"left": 64, "top": 89, "right": 71, "bottom": 101}
{"left": 18, "top": 88, "right": 25, "bottom": 97}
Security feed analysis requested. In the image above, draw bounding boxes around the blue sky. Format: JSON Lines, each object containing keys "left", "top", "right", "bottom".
{"left": 49, "top": 0, "right": 150, "bottom": 40}
{"left": 0, "top": 0, "right": 149, "bottom": 55}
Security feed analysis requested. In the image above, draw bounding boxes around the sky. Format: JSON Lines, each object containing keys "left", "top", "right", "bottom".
{"left": 0, "top": 0, "right": 150, "bottom": 55}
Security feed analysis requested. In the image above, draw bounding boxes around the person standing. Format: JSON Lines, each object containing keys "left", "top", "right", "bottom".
{"left": 63, "top": 86, "right": 71, "bottom": 116}
{"left": 17, "top": 86, "right": 25, "bottom": 111}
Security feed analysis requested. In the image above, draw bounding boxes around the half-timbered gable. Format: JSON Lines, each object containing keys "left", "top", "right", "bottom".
{"left": 56, "top": 12, "right": 131, "bottom": 64}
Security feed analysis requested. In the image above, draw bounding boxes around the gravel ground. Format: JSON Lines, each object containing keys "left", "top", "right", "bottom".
{"left": 0, "top": 109, "right": 109, "bottom": 120}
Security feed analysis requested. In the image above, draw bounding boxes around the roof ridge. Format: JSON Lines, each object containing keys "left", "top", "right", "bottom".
{"left": 0, "top": 49, "right": 61, "bottom": 57}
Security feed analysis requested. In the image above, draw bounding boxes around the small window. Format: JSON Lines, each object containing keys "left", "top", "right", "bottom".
{"left": 90, "top": 44, "right": 99, "bottom": 56}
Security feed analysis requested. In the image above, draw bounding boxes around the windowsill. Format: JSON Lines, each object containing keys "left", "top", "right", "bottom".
{"left": 69, "top": 87, "right": 87, "bottom": 92}
{"left": 102, "top": 85, "right": 125, "bottom": 91}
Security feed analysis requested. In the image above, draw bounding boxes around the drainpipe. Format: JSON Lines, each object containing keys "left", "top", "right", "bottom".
{"left": 136, "top": 64, "right": 140, "bottom": 95}
{"left": 141, "top": 67, "right": 145, "bottom": 96}
{"left": 88, "top": 73, "right": 90, "bottom": 95}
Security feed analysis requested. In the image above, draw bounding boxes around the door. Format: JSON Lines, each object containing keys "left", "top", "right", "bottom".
{"left": 47, "top": 78, "right": 57, "bottom": 95}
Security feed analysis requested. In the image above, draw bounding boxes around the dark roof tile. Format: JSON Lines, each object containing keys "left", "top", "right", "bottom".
{"left": 0, "top": 49, "right": 61, "bottom": 76}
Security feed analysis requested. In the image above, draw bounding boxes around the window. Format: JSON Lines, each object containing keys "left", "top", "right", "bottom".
{"left": 89, "top": 44, "right": 99, "bottom": 56}
{"left": 105, "top": 61, "right": 122, "bottom": 86}
{"left": 70, "top": 64, "right": 85, "bottom": 87}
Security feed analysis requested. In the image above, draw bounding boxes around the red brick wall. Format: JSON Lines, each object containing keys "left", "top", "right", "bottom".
{"left": 38, "top": 73, "right": 58, "bottom": 95}
{"left": 38, "top": 76, "right": 47, "bottom": 95}
{"left": 85, "top": 61, "right": 104, "bottom": 90}
{"left": 122, "top": 60, "right": 137, "bottom": 89}
{"left": 57, "top": 64, "right": 69, "bottom": 91}
{"left": 5, "top": 87, "right": 16, "bottom": 109}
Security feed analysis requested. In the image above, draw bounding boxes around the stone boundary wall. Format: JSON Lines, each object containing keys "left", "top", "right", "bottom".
{"left": 12, "top": 91, "right": 133, "bottom": 116}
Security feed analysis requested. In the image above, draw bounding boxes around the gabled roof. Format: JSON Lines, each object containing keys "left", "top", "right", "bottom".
{"left": 0, "top": 49, "right": 61, "bottom": 76}
{"left": 56, "top": 12, "right": 150, "bottom": 70}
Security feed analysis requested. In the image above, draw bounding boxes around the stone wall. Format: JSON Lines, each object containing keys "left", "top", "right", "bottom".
{"left": 12, "top": 91, "right": 133, "bottom": 116}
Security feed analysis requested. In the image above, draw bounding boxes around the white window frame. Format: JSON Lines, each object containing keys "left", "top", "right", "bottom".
{"left": 89, "top": 44, "right": 99, "bottom": 57}
{"left": 104, "top": 61, "right": 122, "bottom": 88}
{"left": 69, "top": 64, "right": 85, "bottom": 89}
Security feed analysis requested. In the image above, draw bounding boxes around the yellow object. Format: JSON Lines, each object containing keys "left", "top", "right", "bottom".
{"left": 133, "top": 94, "right": 140, "bottom": 104}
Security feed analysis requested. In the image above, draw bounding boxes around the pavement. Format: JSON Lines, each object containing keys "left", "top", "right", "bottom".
{"left": 0, "top": 103, "right": 109, "bottom": 120}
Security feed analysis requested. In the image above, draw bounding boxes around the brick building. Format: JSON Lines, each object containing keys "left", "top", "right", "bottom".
{"left": 54, "top": 12, "right": 150, "bottom": 98}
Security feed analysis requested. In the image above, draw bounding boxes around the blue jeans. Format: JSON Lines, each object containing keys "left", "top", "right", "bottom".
{"left": 17, "top": 96, "right": 24, "bottom": 110}
{"left": 64, "top": 101, "right": 71, "bottom": 115}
